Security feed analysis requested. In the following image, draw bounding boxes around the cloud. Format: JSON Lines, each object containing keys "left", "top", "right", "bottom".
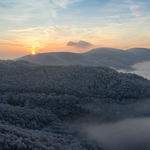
{"left": 52, "top": 0, "right": 70, "bottom": 8}
{"left": 83, "top": 117, "right": 150, "bottom": 150}
{"left": 81, "top": 99, "right": 150, "bottom": 150}
{"left": 8, "top": 27, "right": 52, "bottom": 51}
{"left": 130, "top": 4, "right": 145, "bottom": 17}
{"left": 118, "top": 61, "right": 150, "bottom": 80}
{"left": 52, "top": 0, "right": 83, "bottom": 8}
{"left": 67, "top": 40, "right": 92, "bottom": 48}
{"left": 52, "top": 10, "right": 57, "bottom": 18}
{"left": 131, "top": 61, "right": 150, "bottom": 80}
{"left": 1, "top": 0, "right": 150, "bottom": 55}
{"left": 0, "top": 0, "right": 83, "bottom": 21}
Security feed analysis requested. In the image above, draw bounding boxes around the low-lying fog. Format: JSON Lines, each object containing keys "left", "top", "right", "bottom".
{"left": 119, "top": 61, "right": 150, "bottom": 80}
{"left": 81, "top": 99, "right": 150, "bottom": 150}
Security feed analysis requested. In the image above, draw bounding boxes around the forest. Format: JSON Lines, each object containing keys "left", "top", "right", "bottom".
{"left": 1, "top": 60, "right": 150, "bottom": 150}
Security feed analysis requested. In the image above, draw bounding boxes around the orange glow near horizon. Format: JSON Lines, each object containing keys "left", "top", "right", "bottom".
{"left": 31, "top": 47, "right": 37, "bottom": 55}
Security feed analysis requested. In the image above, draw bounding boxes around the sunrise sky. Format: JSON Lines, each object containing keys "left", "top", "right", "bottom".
{"left": 0, "top": 0, "right": 150, "bottom": 59}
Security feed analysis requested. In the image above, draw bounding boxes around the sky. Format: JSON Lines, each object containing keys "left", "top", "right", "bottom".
{"left": 0, "top": 0, "right": 150, "bottom": 59}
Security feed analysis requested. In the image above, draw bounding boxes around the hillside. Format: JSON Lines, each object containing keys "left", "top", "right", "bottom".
{"left": 15, "top": 47, "right": 150, "bottom": 70}
{"left": 82, "top": 48, "right": 140, "bottom": 69}
{"left": 1, "top": 60, "right": 150, "bottom": 149}
{"left": 16, "top": 52, "right": 90, "bottom": 66}
{"left": 1, "top": 60, "right": 150, "bottom": 99}
{"left": 127, "top": 48, "right": 150, "bottom": 60}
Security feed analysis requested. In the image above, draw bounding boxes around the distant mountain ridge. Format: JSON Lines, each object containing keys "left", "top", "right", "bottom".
{"left": 15, "top": 47, "right": 150, "bottom": 70}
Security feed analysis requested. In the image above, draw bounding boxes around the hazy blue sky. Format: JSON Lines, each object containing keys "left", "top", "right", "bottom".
{"left": 0, "top": 0, "right": 150, "bottom": 59}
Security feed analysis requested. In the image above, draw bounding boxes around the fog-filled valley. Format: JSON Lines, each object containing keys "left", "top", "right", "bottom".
{"left": 1, "top": 60, "right": 150, "bottom": 149}
{"left": 1, "top": 0, "right": 150, "bottom": 148}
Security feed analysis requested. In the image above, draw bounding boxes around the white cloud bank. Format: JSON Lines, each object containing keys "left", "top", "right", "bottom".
{"left": 82, "top": 99, "right": 150, "bottom": 150}
{"left": 131, "top": 61, "right": 150, "bottom": 80}
{"left": 67, "top": 40, "right": 92, "bottom": 48}
{"left": 118, "top": 61, "right": 150, "bottom": 80}
{"left": 83, "top": 117, "right": 150, "bottom": 150}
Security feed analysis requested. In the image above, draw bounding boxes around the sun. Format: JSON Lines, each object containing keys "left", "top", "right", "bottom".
{"left": 31, "top": 48, "right": 36, "bottom": 55}
{"left": 31, "top": 50, "right": 36, "bottom": 55}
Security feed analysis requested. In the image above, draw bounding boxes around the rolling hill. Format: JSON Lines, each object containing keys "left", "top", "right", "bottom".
{"left": 1, "top": 60, "right": 150, "bottom": 149}
{"left": 15, "top": 47, "right": 150, "bottom": 70}
{"left": 127, "top": 48, "right": 150, "bottom": 60}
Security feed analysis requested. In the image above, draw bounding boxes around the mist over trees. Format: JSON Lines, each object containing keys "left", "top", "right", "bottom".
{"left": 1, "top": 60, "right": 150, "bottom": 149}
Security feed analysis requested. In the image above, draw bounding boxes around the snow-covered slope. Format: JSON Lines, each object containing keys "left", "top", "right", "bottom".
{"left": 1, "top": 60, "right": 150, "bottom": 149}
{"left": 83, "top": 48, "right": 140, "bottom": 69}
{"left": 127, "top": 48, "right": 150, "bottom": 61}
{"left": 1, "top": 60, "right": 150, "bottom": 99}
{"left": 16, "top": 52, "right": 90, "bottom": 66}
{"left": 15, "top": 47, "right": 150, "bottom": 69}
